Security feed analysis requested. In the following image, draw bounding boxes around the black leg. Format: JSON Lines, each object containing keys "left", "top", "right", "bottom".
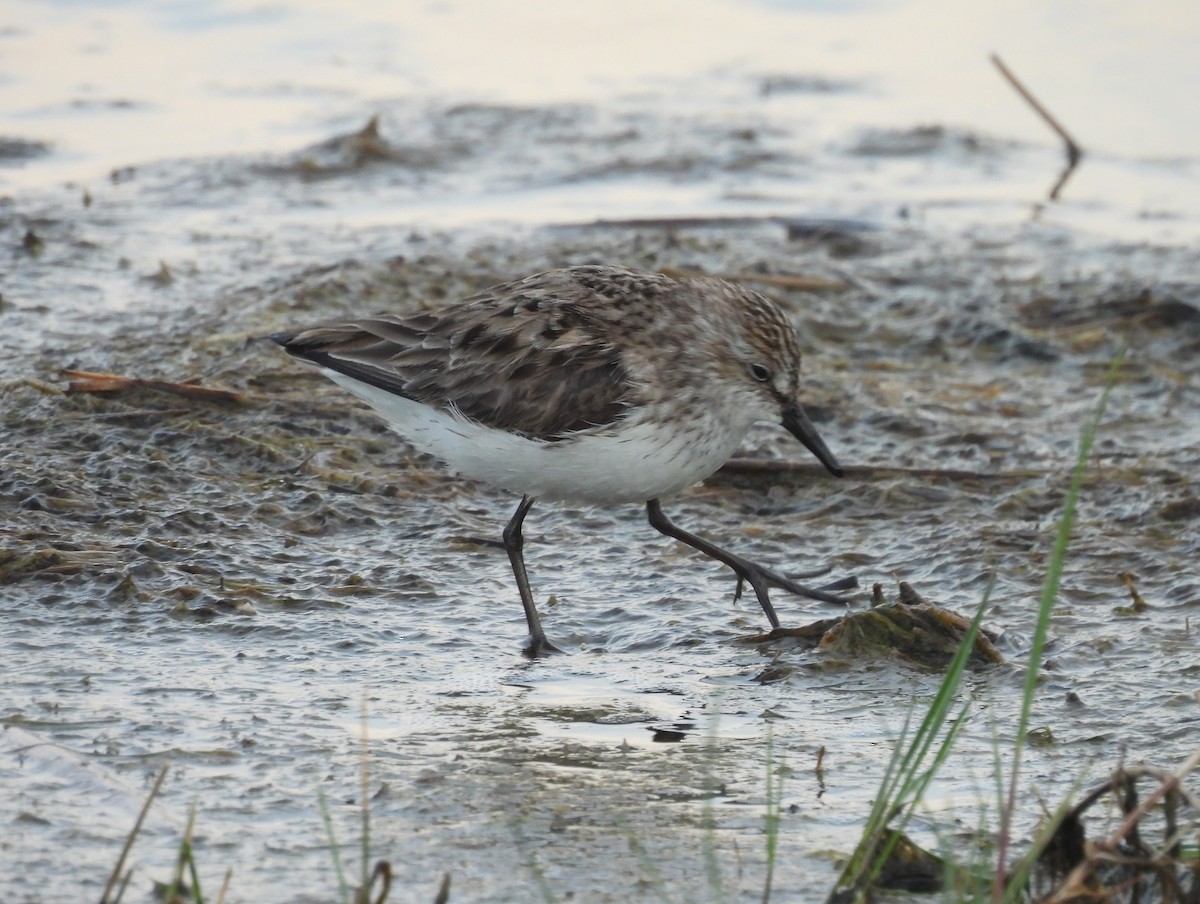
{"left": 645, "top": 498, "right": 856, "bottom": 629}
{"left": 503, "top": 495, "right": 561, "bottom": 657}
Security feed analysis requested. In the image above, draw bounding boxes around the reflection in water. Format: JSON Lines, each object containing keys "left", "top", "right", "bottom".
{"left": 1, "top": 0, "right": 1198, "bottom": 239}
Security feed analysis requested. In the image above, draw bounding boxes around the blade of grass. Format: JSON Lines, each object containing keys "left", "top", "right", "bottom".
{"left": 993, "top": 349, "right": 1125, "bottom": 901}
{"left": 830, "top": 588, "right": 990, "bottom": 903}
{"left": 183, "top": 803, "right": 205, "bottom": 904}
{"left": 213, "top": 867, "right": 233, "bottom": 904}
{"left": 762, "top": 726, "right": 784, "bottom": 904}
{"left": 1001, "top": 769, "right": 1092, "bottom": 900}
{"left": 876, "top": 584, "right": 992, "bottom": 830}
{"left": 360, "top": 690, "right": 371, "bottom": 895}
{"left": 318, "top": 788, "right": 351, "bottom": 904}
{"left": 164, "top": 801, "right": 201, "bottom": 904}
{"left": 881, "top": 594, "right": 988, "bottom": 820}
{"left": 701, "top": 698, "right": 727, "bottom": 901}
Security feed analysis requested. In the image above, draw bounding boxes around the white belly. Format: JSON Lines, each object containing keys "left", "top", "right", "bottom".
{"left": 324, "top": 371, "right": 750, "bottom": 504}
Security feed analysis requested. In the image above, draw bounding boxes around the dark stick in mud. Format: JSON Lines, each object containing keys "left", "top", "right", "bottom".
{"left": 990, "top": 53, "right": 1084, "bottom": 201}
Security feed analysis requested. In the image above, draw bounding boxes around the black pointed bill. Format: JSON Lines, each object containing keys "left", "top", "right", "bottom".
{"left": 781, "top": 401, "right": 844, "bottom": 478}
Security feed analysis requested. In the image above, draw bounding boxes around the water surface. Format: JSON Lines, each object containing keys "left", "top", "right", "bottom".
{"left": 2, "top": 2, "right": 1198, "bottom": 902}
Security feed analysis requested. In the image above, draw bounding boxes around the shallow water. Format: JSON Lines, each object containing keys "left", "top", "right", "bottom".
{"left": 2, "top": 2, "right": 1199, "bottom": 903}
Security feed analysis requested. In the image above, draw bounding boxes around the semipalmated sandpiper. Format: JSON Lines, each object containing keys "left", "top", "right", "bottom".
{"left": 273, "top": 265, "right": 853, "bottom": 655}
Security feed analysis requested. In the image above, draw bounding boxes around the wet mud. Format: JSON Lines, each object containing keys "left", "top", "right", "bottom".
{"left": 3, "top": 130, "right": 1199, "bottom": 903}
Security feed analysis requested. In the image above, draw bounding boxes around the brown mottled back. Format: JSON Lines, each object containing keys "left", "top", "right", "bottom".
{"left": 274, "top": 267, "right": 671, "bottom": 439}
{"left": 274, "top": 265, "right": 807, "bottom": 442}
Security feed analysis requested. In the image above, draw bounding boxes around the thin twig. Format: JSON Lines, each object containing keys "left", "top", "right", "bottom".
{"left": 366, "top": 861, "right": 392, "bottom": 904}
{"left": 214, "top": 867, "right": 233, "bottom": 904}
{"left": 101, "top": 764, "right": 169, "bottom": 904}
{"left": 433, "top": 873, "right": 451, "bottom": 904}
{"left": 318, "top": 789, "right": 350, "bottom": 903}
{"left": 990, "top": 53, "right": 1083, "bottom": 200}
{"left": 719, "top": 459, "right": 1034, "bottom": 482}
{"left": 359, "top": 690, "right": 371, "bottom": 899}
{"left": 110, "top": 868, "right": 134, "bottom": 904}
{"left": 1106, "top": 748, "right": 1200, "bottom": 853}
{"left": 62, "top": 368, "right": 245, "bottom": 403}
{"left": 1039, "top": 755, "right": 1200, "bottom": 902}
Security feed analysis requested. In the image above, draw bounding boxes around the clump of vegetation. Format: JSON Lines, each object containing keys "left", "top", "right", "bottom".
{"left": 829, "top": 351, "right": 1200, "bottom": 904}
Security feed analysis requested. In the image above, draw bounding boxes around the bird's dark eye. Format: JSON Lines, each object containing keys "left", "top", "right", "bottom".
{"left": 749, "top": 363, "right": 772, "bottom": 383}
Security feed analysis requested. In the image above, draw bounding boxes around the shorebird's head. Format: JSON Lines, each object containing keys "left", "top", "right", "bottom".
{"left": 724, "top": 284, "right": 844, "bottom": 479}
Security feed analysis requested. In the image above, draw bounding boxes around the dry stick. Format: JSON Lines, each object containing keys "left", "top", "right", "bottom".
{"left": 1133, "top": 768, "right": 1200, "bottom": 813}
{"left": 720, "top": 459, "right": 1036, "bottom": 482}
{"left": 990, "top": 53, "right": 1084, "bottom": 200}
{"left": 110, "top": 869, "right": 134, "bottom": 904}
{"left": 61, "top": 368, "right": 245, "bottom": 403}
{"left": 1043, "top": 752, "right": 1200, "bottom": 904}
{"left": 1106, "top": 749, "right": 1200, "bottom": 854}
{"left": 359, "top": 689, "right": 372, "bottom": 900}
{"left": 433, "top": 873, "right": 451, "bottom": 904}
{"left": 367, "top": 861, "right": 392, "bottom": 904}
{"left": 214, "top": 867, "right": 234, "bottom": 904}
{"left": 100, "top": 764, "right": 170, "bottom": 904}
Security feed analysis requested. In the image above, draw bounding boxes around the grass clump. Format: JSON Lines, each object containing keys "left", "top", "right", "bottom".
{"left": 827, "top": 350, "right": 1198, "bottom": 903}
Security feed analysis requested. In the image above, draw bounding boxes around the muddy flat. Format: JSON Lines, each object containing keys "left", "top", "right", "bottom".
{"left": 2, "top": 4, "right": 1198, "bottom": 902}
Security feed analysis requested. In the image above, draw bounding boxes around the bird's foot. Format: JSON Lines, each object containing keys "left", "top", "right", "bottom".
{"left": 731, "top": 559, "right": 858, "bottom": 610}
{"left": 522, "top": 634, "right": 565, "bottom": 658}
